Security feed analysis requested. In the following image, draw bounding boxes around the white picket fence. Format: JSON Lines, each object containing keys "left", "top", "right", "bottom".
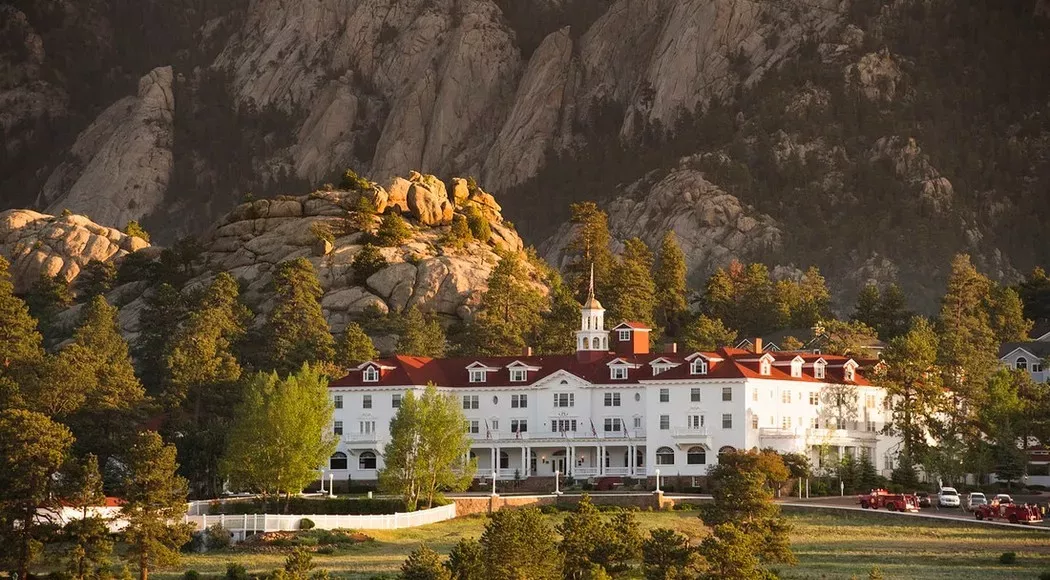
{"left": 183, "top": 502, "right": 456, "bottom": 534}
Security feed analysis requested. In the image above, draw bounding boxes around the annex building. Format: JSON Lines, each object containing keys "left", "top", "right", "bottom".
{"left": 327, "top": 280, "right": 900, "bottom": 483}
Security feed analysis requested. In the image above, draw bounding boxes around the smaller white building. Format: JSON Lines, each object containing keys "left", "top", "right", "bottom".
{"left": 999, "top": 330, "right": 1050, "bottom": 383}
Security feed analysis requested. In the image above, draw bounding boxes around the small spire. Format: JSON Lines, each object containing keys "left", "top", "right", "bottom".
{"left": 587, "top": 263, "right": 595, "bottom": 300}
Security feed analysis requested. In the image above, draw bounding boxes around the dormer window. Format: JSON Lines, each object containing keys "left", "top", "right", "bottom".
{"left": 611, "top": 366, "right": 628, "bottom": 380}
{"left": 510, "top": 368, "right": 527, "bottom": 382}
{"left": 691, "top": 359, "right": 708, "bottom": 375}
{"left": 791, "top": 360, "right": 803, "bottom": 378}
{"left": 814, "top": 361, "right": 826, "bottom": 380}
{"left": 760, "top": 360, "right": 771, "bottom": 376}
{"left": 844, "top": 366, "right": 856, "bottom": 382}
{"left": 469, "top": 369, "right": 486, "bottom": 383}
{"left": 618, "top": 329, "right": 631, "bottom": 341}
{"left": 363, "top": 366, "right": 379, "bottom": 382}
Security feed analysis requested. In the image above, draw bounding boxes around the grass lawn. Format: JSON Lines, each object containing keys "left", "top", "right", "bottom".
{"left": 75, "top": 509, "right": 1050, "bottom": 579}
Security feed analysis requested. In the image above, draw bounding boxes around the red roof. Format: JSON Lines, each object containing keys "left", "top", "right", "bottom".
{"left": 614, "top": 321, "right": 652, "bottom": 330}
{"left": 330, "top": 348, "right": 870, "bottom": 388}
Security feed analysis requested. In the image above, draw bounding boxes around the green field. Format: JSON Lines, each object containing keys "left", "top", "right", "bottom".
{"left": 46, "top": 509, "right": 1050, "bottom": 579}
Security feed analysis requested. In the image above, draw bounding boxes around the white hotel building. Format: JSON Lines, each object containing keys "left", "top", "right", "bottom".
{"left": 327, "top": 285, "right": 900, "bottom": 483}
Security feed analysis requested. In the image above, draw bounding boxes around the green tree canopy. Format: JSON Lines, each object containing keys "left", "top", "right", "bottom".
{"left": 641, "top": 528, "right": 696, "bottom": 580}
{"left": 133, "top": 283, "right": 187, "bottom": 397}
{"left": 682, "top": 314, "right": 737, "bottom": 352}
{"left": 263, "top": 258, "right": 335, "bottom": 374}
{"left": 563, "top": 202, "right": 613, "bottom": 301}
{"left": 377, "top": 212, "right": 413, "bottom": 246}
{"left": 608, "top": 237, "right": 656, "bottom": 327}
{"left": 124, "top": 221, "right": 151, "bottom": 243}
{"left": 653, "top": 231, "right": 688, "bottom": 335}
{"left": 77, "top": 259, "right": 117, "bottom": 301}
{"left": 1016, "top": 267, "right": 1050, "bottom": 325}
{"left": 987, "top": 285, "right": 1033, "bottom": 343}
{"left": 456, "top": 252, "right": 545, "bottom": 356}
{"left": 479, "top": 507, "right": 561, "bottom": 580}
{"left": 400, "top": 544, "right": 451, "bottom": 580}
{"left": 444, "top": 537, "right": 483, "bottom": 580}
{"left": 396, "top": 306, "right": 447, "bottom": 358}
{"left": 352, "top": 243, "right": 388, "bottom": 285}
{"left": 533, "top": 269, "right": 581, "bottom": 355}
{"left": 335, "top": 322, "right": 377, "bottom": 370}
{"left": 0, "top": 256, "right": 44, "bottom": 376}
{"left": 878, "top": 316, "right": 943, "bottom": 460}
{"left": 24, "top": 273, "right": 73, "bottom": 345}
{"left": 558, "top": 495, "right": 611, "bottom": 578}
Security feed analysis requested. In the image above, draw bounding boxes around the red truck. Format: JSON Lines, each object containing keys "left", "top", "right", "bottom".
{"left": 859, "top": 489, "right": 920, "bottom": 512}
{"left": 974, "top": 500, "right": 1043, "bottom": 524}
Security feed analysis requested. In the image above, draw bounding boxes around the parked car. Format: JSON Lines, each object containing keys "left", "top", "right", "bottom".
{"left": 993, "top": 493, "right": 1014, "bottom": 504}
{"left": 965, "top": 492, "right": 987, "bottom": 511}
{"left": 938, "top": 487, "right": 961, "bottom": 507}
{"left": 915, "top": 491, "right": 932, "bottom": 508}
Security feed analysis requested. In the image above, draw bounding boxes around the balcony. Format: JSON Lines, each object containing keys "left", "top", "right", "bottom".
{"left": 758, "top": 427, "right": 878, "bottom": 444}
{"left": 670, "top": 427, "right": 711, "bottom": 447}
{"left": 345, "top": 432, "right": 381, "bottom": 444}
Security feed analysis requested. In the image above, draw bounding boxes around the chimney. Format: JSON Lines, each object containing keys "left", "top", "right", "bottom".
{"left": 665, "top": 342, "right": 678, "bottom": 354}
{"left": 753, "top": 338, "right": 763, "bottom": 354}
{"left": 523, "top": 346, "right": 533, "bottom": 357}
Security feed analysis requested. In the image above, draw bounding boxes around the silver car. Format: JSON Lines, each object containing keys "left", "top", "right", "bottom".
{"left": 966, "top": 492, "right": 987, "bottom": 511}
{"left": 938, "top": 487, "right": 961, "bottom": 507}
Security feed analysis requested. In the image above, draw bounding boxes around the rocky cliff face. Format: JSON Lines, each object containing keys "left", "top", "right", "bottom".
{"left": 0, "top": 172, "right": 531, "bottom": 348}
{"left": 1, "top": 0, "right": 1048, "bottom": 309}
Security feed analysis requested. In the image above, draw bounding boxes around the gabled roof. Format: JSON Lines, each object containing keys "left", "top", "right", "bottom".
{"left": 466, "top": 361, "right": 502, "bottom": 372}
{"left": 613, "top": 321, "right": 652, "bottom": 331}
{"left": 999, "top": 342, "right": 1050, "bottom": 360}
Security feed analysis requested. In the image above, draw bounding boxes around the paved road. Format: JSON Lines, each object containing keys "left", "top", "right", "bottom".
{"left": 780, "top": 495, "right": 1050, "bottom": 531}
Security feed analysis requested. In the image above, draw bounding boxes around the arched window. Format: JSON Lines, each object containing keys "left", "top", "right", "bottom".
{"left": 844, "top": 366, "right": 856, "bottom": 381}
{"left": 1017, "top": 357, "right": 1029, "bottom": 371}
{"left": 687, "top": 447, "right": 707, "bottom": 465}
{"left": 718, "top": 446, "right": 736, "bottom": 459}
{"left": 583, "top": 337, "right": 590, "bottom": 349}
{"left": 499, "top": 451, "right": 510, "bottom": 469}
{"left": 691, "top": 359, "right": 708, "bottom": 375}
{"left": 359, "top": 451, "right": 377, "bottom": 470}
{"left": 656, "top": 447, "right": 675, "bottom": 465}
{"left": 329, "top": 452, "right": 348, "bottom": 470}
{"left": 363, "top": 366, "right": 379, "bottom": 382}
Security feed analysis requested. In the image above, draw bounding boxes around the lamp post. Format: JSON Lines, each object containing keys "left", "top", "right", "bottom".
{"left": 491, "top": 470, "right": 498, "bottom": 496}
{"left": 655, "top": 469, "right": 661, "bottom": 493}
{"left": 554, "top": 470, "right": 562, "bottom": 495}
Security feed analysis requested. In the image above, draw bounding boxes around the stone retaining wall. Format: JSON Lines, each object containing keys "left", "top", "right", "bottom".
{"left": 452, "top": 492, "right": 674, "bottom": 516}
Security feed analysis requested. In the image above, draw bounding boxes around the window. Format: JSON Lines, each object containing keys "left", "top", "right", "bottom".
{"left": 469, "top": 369, "right": 486, "bottom": 383}
{"left": 392, "top": 393, "right": 401, "bottom": 408}
{"left": 611, "top": 366, "right": 628, "bottom": 380}
{"left": 690, "top": 388, "right": 701, "bottom": 403}
{"left": 814, "top": 362, "right": 826, "bottom": 379}
{"left": 511, "top": 419, "right": 528, "bottom": 433}
{"left": 359, "top": 421, "right": 375, "bottom": 434}
{"left": 751, "top": 415, "right": 759, "bottom": 429}
{"left": 554, "top": 393, "right": 574, "bottom": 408}
{"left": 552, "top": 419, "right": 577, "bottom": 432}
{"left": 362, "top": 395, "right": 372, "bottom": 409}
{"left": 604, "top": 418, "right": 622, "bottom": 432}
{"left": 511, "top": 394, "right": 527, "bottom": 408}
{"left": 810, "top": 417, "right": 820, "bottom": 428}
{"left": 752, "top": 388, "right": 759, "bottom": 402}
{"left": 691, "top": 359, "right": 708, "bottom": 375}
{"left": 722, "top": 387, "right": 732, "bottom": 402}
{"left": 760, "top": 360, "right": 771, "bottom": 375}
{"left": 781, "top": 416, "right": 792, "bottom": 429}
{"left": 499, "top": 451, "right": 510, "bottom": 469}
{"left": 809, "top": 391, "right": 819, "bottom": 405}
{"left": 844, "top": 366, "right": 856, "bottom": 381}
{"left": 633, "top": 416, "right": 642, "bottom": 429}
{"left": 359, "top": 451, "right": 377, "bottom": 470}
{"left": 333, "top": 421, "right": 343, "bottom": 435}
{"left": 1034, "top": 361, "right": 1045, "bottom": 373}
{"left": 865, "top": 394, "right": 876, "bottom": 409}
{"left": 656, "top": 447, "right": 675, "bottom": 465}
{"left": 659, "top": 388, "right": 669, "bottom": 402}
{"left": 659, "top": 415, "right": 670, "bottom": 430}
{"left": 510, "top": 368, "right": 527, "bottom": 382}
{"left": 618, "top": 329, "right": 631, "bottom": 341}
{"left": 1017, "top": 357, "right": 1029, "bottom": 371}
{"left": 791, "top": 361, "right": 802, "bottom": 378}
{"left": 635, "top": 392, "right": 641, "bottom": 402}
{"left": 867, "top": 420, "right": 876, "bottom": 432}
{"left": 463, "top": 395, "right": 479, "bottom": 409}
{"left": 466, "top": 420, "right": 480, "bottom": 434}
{"left": 492, "top": 395, "right": 499, "bottom": 405}
{"left": 687, "top": 447, "right": 707, "bottom": 465}
{"left": 687, "top": 415, "right": 704, "bottom": 429}
{"left": 604, "top": 392, "right": 621, "bottom": 407}
{"left": 491, "top": 419, "right": 499, "bottom": 431}
{"left": 330, "top": 452, "right": 348, "bottom": 470}
{"left": 722, "top": 414, "right": 733, "bottom": 429}
{"left": 334, "top": 395, "right": 343, "bottom": 409}
{"left": 363, "top": 366, "right": 379, "bottom": 382}
{"left": 781, "top": 390, "right": 792, "bottom": 404}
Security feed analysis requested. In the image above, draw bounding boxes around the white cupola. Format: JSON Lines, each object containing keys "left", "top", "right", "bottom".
{"left": 576, "top": 265, "right": 609, "bottom": 361}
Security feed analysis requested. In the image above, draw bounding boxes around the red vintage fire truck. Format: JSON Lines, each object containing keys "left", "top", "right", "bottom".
{"left": 858, "top": 489, "right": 920, "bottom": 512}
{"left": 974, "top": 500, "right": 1043, "bottom": 524}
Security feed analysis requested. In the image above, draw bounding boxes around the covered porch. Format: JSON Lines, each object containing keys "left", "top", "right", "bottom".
{"left": 469, "top": 443, "right": 647, "bottom": 480}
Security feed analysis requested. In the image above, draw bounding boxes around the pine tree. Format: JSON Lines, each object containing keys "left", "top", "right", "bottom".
{"left": 791, "top": 267, "right": 831, "bottom": 327}
{"left": 608, "top": 238, "right": 656, "bottom": 327}
{"left": 336, "top": 322, "right": 377, "bottom": 369}
{"left": 77, "top": 259, "right": 117, "bottom": 300}
{"left": 564, "top": 202, "right": 614, "bottom": 300}
{"left": 533, "top": 273, "right": 581, "bottom": 355}
{"left": 682, "top": 315, "right": 737, "bottom": 352}
{"left": 124, "top": 221, "right": 151, "bottom": 243}
{"left": 133, "top": 284, "right": 187, "bottom": 396}
{"left": 120, "top": 431, "right": 193, "bottom": 580}
{"left": 701, "top": 266, "right": 736, "bottom": 324}
{"left": 0, "top": 409, "right": 74, "bottom": 579}
{"left": 396, "top": 306, "right": 447, "bottom": 358}
{"left": 59, "top": 454, "right": 113, "bottom": 579}
{"left": 696, "top": 523, "right": 768, "bottom": 580}
{"left": 464, "top": 205, "right": 491, "bottom": 243}
{"left": 445, "top": 538, "right": 484, "bottom": 580}
{"left": 480, "top": 507, "right": 561, "bottom": 580}
{"left": 350, "top": 194, "right": 378, "bottom": 234}
{"left": 641, "top": 528, "right": 694, "bottom": 580}
{"left": 263, "top": 258, "right": 336, "bottom": 374}
{"left": 737, "top": 263, "right": 779, "bottom": 336}
{"left": 819, "top": 319, "right": 881, "bottom": 357}
{"left": 600, "top": 510, "right": 642, "bottom": 574}
{"left": 352, "top": 243, "right": 388, "bottom": 285}
{"left": 987, "top": 285, "right": 1032, "bottom": 343}
{"left": 462, "top": 252, "right": 545, "bottom": 356}
{"left": 400, "top": 544, "right": 451, "bottom": 580}
{"left": 1016, "top": 267, "right": 1050, "bottom": 325}
{"left": 0, "top": 256, "right": 44, "bottom": 374}
{"left": 443, "top": 214, "right": 473, "bottom": 248}
{"left": 653, "top": 231, "right": 688, "bottom": 336}
{"left": 558, "top": 495, "right": 611, "bottom": 578}
{"left": 852, "top": 284, "right": 882, "bottom": 330}
{"left": 24, "top": 273, "right": 73, "bottom": 345}
{"left": 377, "top": 212, "right": 412, "bottom": 246}
{"left": 879, "top": 317, "right": 943, "bottom": 460}
{"left": 877, "top": 283, "right": 911, "bottom": 340}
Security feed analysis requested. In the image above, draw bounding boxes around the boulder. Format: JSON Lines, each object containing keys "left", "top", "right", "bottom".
{"left": 407, "top": 183, "right": 454, "bottom": 226}
{"left": 450, "top": 178, "right": 470, "bottom": 204}
{"left": 386, "top": 177, "right": 412, "bottom": 213}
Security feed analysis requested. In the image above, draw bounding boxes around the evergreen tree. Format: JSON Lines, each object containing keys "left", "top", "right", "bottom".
{"left": 879, "top": 317, "right": 943, "bottom": 460}
{"left": 0, "top": 256, "right": 44, "bottom": 375}
{"left": 133, "top": 284, "right": 187, "bottom": 396}
{"left": 791, "top": 266, "right": 831, "bottom": 327}
{"left": 480, "top": 507, "right": 561, "bottom": 580}
{"left": 77, "top": 259, "right": 117, "bottom": 300}
{"left": 653, "top": 231, "right": 688, "bottom": 335}
{"left": 852, "top": 284, "right": 882, "bottom": 330}
{"left": 563, "top": 202, "right": 613, "bottom": 300}
{"left": 558, "top": 495, "right": 611, "bottom": 578}
{"left": 400, "top": 544, "right": 451, "bottom": 580}
{"left": 877, "top": 283, "right": 911, "bottom": 340}
{"left": 124, "top": 221, "right": 151, "bottom": 243}
{"left": 24, "top": 273, "right": 74, "bottom": 345}
{"left": 377, "top": 212, "right": 412, "bottom": 246}
{"left": 120, "top": 431, "right": 194, "bottom": 580}
{"left": 987, "top": 285, "right": 1032, "bottom": 343}
{"left": 350, "top": 194, "right": 378, "bottom": 234}
{"left": 0, "top": 409, "right": 74, "bottom": 579}
{"left": 608, "top": 238, "right": 656, "bottom": 327}
{"left": 444, "top": 538, "right": 484, "bottom": 580}
{"left": 737, "top": 263, "right": 779, "bottom": 336}
{"left": 533, "top": 268, "right": 580, "bottom": 355}
{"left": 696, "top": 523, "right": 771, "bottom": 580}
{"left": 601, "top": 510, "right": 643, "bottom": 574}
{"left": 460, "top": 253, "right": 545, "bottom": 356}
{"left": 819, "top": 319, "right": 881, "bottom": 357}
{"left": 641, "top": 528, "right": 695, "bottom": 580}
{"left": 396, "top": 306, "right": 447, "bottom": 358}
{"left": 352, "top": 243, "right": 388, "bottom": 285}
{"left": 221, "top": 365, "right": 337, "bottom": 506}
{"left": 1016, "top": 267, "right": 1050, "bottom": 325}
{"left": 443, "top": 214, "right": 473, "bottom": 248}
{"left": 682, "top": 315, "right": 737, "bottom": 352}
{"left": 701, "top": 266, "right": 736, "bottom": 325}
{"left": 464, "top": 205, "right": 491, "bottom": 243}
{"left": 59, "top": 454, "right": 112, "bottom": 579}
{"left": 263, "top": 258, "right": 336, "bottom": 374}
{"left": 336, "top": 322, "right": 377, "bottom": 369}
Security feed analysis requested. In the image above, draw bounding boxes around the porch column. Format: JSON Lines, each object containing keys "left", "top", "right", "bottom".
{"left": 491, "top": 447, "right": 497, "bottom": 478}
{"left": 522, "top": 446, "right": 528, "bottom": 477}
{"left": 598, "top": 445, "right": 605, "bottom": 476}
{"left": 629, "top": 444, "right": 635, "bottom": 476}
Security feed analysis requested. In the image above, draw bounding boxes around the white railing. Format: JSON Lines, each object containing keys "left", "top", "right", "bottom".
{"left": 346, "top": 432, "right": 381, "bottom": 443}
{"left": 575, "top": 467, "right": 600, "bottom": 477}
{"left": 183, "top": 503, "right": 456, "bottom": 533}
{"left": 671, "top": 427, "right": 710, "bottom": 439}
{"left": 605, "top": 467, "right": 630, "bottom": 476}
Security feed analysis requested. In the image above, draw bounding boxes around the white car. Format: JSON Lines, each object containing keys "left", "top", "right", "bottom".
{"left": 938, "top": 487, "right": 961, "bottom": 507}
{"left": 993, "top": 493, "right": 1014, "bottom": 504}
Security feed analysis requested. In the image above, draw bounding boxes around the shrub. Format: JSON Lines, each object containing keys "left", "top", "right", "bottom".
{"left": 206, "top": 523, "right": 232, "bottom": 550}
{"left": 376, "top": 213, "right": 411, "bottom": 246}
{"left": 124, "top": 220, "right": 151, "bottom": 242}
{"left": 311, "top": 221, "right": 336, "bottom": 244}
{"left": 351, "top": 244, "right": 387, "bottom": 285}
{"left": 226, "top": 563, "right": 249, "bottom": 580}
{"left": 464, "top": 206, "right": 490, "bottom": 242}
{"left": 300, "top": 518, "right": 316, "bottom": 530}
{"left": 443, "top": 214, "right": 473, "bottom": 248}
{"left": 183, "top": 572, "right": 201, "bottom": 580}
{"left": 1038, "top": 571, "right": 1050, "bottom": 580}
{"left": 540, "top": 504, "right": 560, "bottom": 514}
{"left": 342, "top": 168, "right": 374, "bottom": 191}
{"left": 999, "top": 552, "right": 1017, "bottom": 565}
